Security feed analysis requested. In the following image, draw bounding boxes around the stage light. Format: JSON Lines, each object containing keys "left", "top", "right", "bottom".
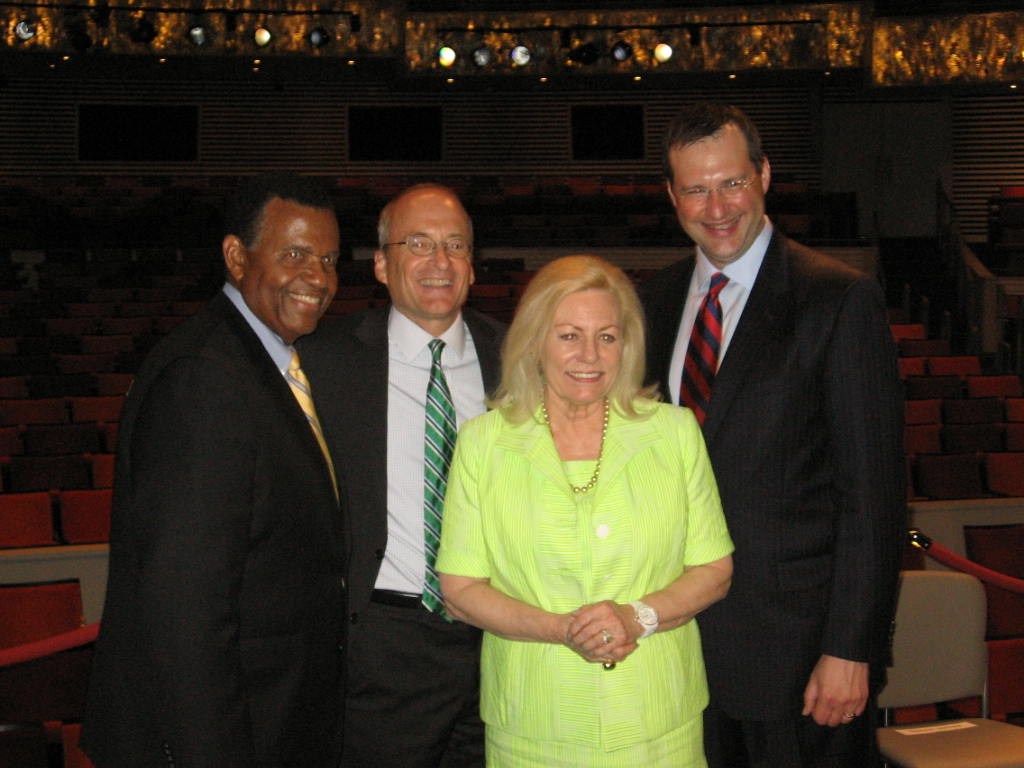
{"left": 437, "top": 45, "right": 456, "bottom": 67}
{"left": 653, "top": 42, "right": 673, "bottom": 63}
{"left": 254, "top": 26, "right": 273, "bottom": 47}
{"left": 14, "top": 20, "right": 36, "bottom": 42}
{"left": 130, "top": 18, "right": 157, "bottom": 45}
{"left": 567, "top": 42, "right": 600, "bottom": 65}
{"left": 308, "top": 26, "right": 330, "bottom": 48}
{"left": 471, "top": 46, "right": 493, "bottom": 67}
{"left": 611, "top": 41, "right": 633, "bottom": 62}
{"left": 510, "top": 44, "right": 531, "bottom": 66}
{"left": 188, "top": 21, "right": 210, "bottom": 46}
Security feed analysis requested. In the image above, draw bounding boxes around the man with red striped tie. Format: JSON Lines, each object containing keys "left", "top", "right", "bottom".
{"left": 641, "top": 102, "right": 904, "bottom": 768}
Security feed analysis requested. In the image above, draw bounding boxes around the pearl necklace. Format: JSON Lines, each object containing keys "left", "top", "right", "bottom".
{"left": 541, "top": 398, "right": 610, "bottom": 494}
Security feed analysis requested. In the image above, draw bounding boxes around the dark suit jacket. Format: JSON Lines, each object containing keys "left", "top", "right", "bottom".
{"left": 299, "top": 305, "right": 504, "bottom": 622}
{"left": 82, "top": 291, "right": 347, "bottom": 768}
{"left": 641, "top": 234, "right": 904, "bottom": 721}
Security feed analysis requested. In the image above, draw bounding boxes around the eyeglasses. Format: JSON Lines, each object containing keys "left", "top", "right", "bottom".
{"left": 677, "top": 176, "right": 757, "bottom": 206}
{"left": 383, "top": 234, "right": 472, "bottom": 259}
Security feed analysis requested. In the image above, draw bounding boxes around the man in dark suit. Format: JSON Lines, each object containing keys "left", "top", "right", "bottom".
{"left": 300, "top": 183, "right": 503, "bottom": 768}
{"left": 641, "top": 103, "right": 904, "bottom": 767}
{"left": 82, "top": 174, "right": 347, "bottom": 768}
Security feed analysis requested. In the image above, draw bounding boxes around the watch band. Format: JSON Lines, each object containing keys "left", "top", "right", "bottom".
{"left": 628, "top": 599, "right": 659, "bottom": 639}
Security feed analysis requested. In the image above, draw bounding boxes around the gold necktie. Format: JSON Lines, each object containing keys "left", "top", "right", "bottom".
{"left": 286, "top": 349, "right": 338, "bottom": 500}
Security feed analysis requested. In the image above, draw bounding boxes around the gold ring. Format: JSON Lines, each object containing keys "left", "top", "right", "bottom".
{"left": 843, "top": 712, "right": 856, "bottom": 720}
{"left": 600, "top": 630, "right": 613, "bottom": 645}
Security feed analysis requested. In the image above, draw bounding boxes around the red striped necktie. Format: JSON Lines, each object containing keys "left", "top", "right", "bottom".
{"left": 680, "top": 272, "right": 729, "bottom": 424}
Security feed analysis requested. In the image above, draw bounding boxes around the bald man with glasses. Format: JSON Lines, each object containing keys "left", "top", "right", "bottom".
{"left": 300, "top": 183, "right": 505, "bottom": 768}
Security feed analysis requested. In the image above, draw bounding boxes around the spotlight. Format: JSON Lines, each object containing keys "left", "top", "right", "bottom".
{"left": 437, "top": 45, "right": 457, "bottom": 67}
{"left": 510, "top": 44, "right": 531, "bottom": 66}
{"left": 308, "top": 26, "right": 330, "bottom": 48}
{"left": 188, "top": 22, "right": 210, "bottom": 46}
{"left": 254, "top": 26, "right": 273, "bottom": 47}
{"left": 653, "top": 42, "right": 673, "bottom": 63}
{"left": 611, "top": 41, "right": 633, "bottom": 62}
{"left": 567, "top": 42, "right": 600, "bottom": 65}
{"left": 130, "top": 18, "right": 157, "bottom": 45}
{"left": 471, "top": 46, "right": 493, "bottom": 67}
{"left": 14, "top": 20, "right": 36, "bottom": 42}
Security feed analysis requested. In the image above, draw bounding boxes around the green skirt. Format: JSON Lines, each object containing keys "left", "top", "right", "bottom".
{"left": 485, "top": 712, "right": 706, "bottom": 768}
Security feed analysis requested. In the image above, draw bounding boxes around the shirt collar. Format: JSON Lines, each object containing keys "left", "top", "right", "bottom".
{"left": 388, "top": 306, "right": 466, "bottom": 362}
{"left": 694, "top": 216, "right": 773, "bottom": 292}
{"left": 222, "top": 282, "right": 294, "bottom": 371}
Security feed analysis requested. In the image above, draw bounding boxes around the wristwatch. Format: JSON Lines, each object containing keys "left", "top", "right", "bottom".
{"left": 628, "top": 600, "right": 659, "bottom": 639}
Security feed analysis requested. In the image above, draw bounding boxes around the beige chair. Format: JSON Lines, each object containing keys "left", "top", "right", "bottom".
{"left": 877, "top": 570, "right": 1024, "bottom": 767}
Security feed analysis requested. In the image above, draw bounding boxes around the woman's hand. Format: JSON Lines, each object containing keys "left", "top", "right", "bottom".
{"left": 565, "top": 601, "right": 640, "bottom": 666}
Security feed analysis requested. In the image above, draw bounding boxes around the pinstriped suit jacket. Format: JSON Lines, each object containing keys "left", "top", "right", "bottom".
{"left": 641, "top": 233, "right": 905, "bottom": 720}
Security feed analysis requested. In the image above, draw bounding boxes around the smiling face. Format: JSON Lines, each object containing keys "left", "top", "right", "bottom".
{"left": 224, "top": 197, "right": 339, "bottom": 344}
{"left": 374, "top": 187, "right": 475, "bottom": 337}
{"left": 666, "top": 122, "right": 771, "bottom": 270}
{"left": 541, "top": 289, "right": 622, "bottom": 411}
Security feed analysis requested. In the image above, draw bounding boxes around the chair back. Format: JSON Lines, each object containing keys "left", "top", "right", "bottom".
{"left": 877, "top": 570, "right": 988, "bottom": 710}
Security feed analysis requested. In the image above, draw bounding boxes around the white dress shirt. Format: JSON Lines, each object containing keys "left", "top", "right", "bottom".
{"left": 376, "top": 307, "right": 488, "bottom": 594}
{"left": 668, "top": 218, "right": 773, "bottom": 406}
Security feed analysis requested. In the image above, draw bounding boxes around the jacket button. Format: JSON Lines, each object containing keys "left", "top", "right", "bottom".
{"left": 350, "top": 612, "right": 359, "bottom": 624}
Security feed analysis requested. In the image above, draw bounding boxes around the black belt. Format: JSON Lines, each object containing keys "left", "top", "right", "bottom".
{"left": 371, "top": 589, "right": 422, "bottom": 609}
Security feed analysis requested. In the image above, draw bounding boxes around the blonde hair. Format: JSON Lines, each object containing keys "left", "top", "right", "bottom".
{"left": 490, "top": 254, "right": 659, "bottom": 423}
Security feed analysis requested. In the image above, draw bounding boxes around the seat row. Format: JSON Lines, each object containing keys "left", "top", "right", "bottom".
{"left": 905, "top": 374, "right": 1024, "bottom": 400}
{"left": 909, "top": 451, "right": 1024, "bottom": 500}
{"left": 0, "top": 489, "right": 110, "bottom": 548}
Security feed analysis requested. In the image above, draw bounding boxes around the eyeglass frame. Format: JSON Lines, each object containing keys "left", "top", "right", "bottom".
{"left": 382, "top": 233, "right": 473, "bottom": 258}
{"left": 675, "top": 175, "right": 759, "bottom": 206}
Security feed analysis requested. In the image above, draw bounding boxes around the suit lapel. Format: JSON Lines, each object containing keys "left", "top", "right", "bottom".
{"left": 702, "top": 235, "right": 793, "bottom": 445}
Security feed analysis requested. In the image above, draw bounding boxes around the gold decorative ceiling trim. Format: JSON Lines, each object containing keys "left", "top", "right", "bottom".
{"left": 872, "top": 11, "right": 1024, "bottom": 86}
{"left": 404, "top": 4, "right": 865, "bottom": 75}
{"left": 1, "top": 2, "right": 1022, "bottom": 86}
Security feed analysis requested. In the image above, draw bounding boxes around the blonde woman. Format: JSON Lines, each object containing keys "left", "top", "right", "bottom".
{"left": 437, "top": 255, "right": 733, "bottom": 767}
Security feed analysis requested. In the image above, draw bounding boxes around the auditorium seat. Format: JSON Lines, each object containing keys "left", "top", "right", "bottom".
{"left": 98, "top": 316, "right": 153, "bottom": 336}
{"left": 0, "top": 376, "right": 29, "bottom": 398}
{"left": 963, "top": 524, "right": 1024, "bottom": 721}
{"left": 88, "top": 453, "right": 116, "bottom": 488}
{"left": 0, "top": 398, "right": 68, "bottom": 426}
{"left": 93, "top": 373, "right": 133, "bottom": 396}
{"left": 905, "top": 398, "right": 942, "bottom": 425}
{"left": 26, "top": 374, "right": 96, "bottom": 398}
{"left": 1006, "top": 398, "right": 1024, "bottom": 422}
{"left": 967, "top": 375, "right": 1024, "bottom": 398}
{"left": 7, "top": 455, "right": 92, "bottom": 492}
{"left": 890, "top": 323, "right": 926, "bottom": 342}
{"left": 0, "top": 579, "right": 83, "bottom": 649}
{"left": 69, "top": 395, "right": 124, "bottom": 424}
{"left": 43, "top": 317, "right": 101, "bottom": 337}
{"left": 0, "top": 425, "right": 23, "bottom": 456}
{"left": 905, "top": 375, "right": 963, "bottom": 400}
{"left": 55, "top": 353, "right": 120, "bottom": 375}
{"left": 943, "top": 397, "right": 1003, "bottom": 424}
{"left": 985, "top": 452, "right": 1024, "bottom": 496}
{"left": 21, "top": 423, "right": 102, "bottom": 456}
{"left": 904, "top": 424, "right": 942, "bottom": 454}
{"left": 1005, "top": 422, "right": 1024, "bottom": 451}
{"left": 897, "top": 357, "right": 926, "bottom": 379}
{"left": 61, "top": 723, "right": 97, "bottom": 768}
{"left": 80, "top": 334, "right": 136, "bottom": 355}
{"left": 0, "top": 492, "right": 54, "bottom": 548}
{"left": 899, "top": 338, "right": 952, "bottom": 357}
{"left": 926, "top": 355, "right": 982, "bottom": 377}
{"left": 913, "top": 453, "right": 986, "bottom": 499}
{"left": 58, "top": 489, "right": 112, "bottom": 544}
{"left": 941, "top": 423, "right": 1005, "bottom": 453}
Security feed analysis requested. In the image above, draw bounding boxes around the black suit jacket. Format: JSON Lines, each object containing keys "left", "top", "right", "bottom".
{"left": 82, "top": 292, "right": 347, "bottom": 768}
{"left": 641, "top": 234, "right": 904, "bottom": 720}
{"left": 299, "top": 305, "right": 504, "bottom": 620}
